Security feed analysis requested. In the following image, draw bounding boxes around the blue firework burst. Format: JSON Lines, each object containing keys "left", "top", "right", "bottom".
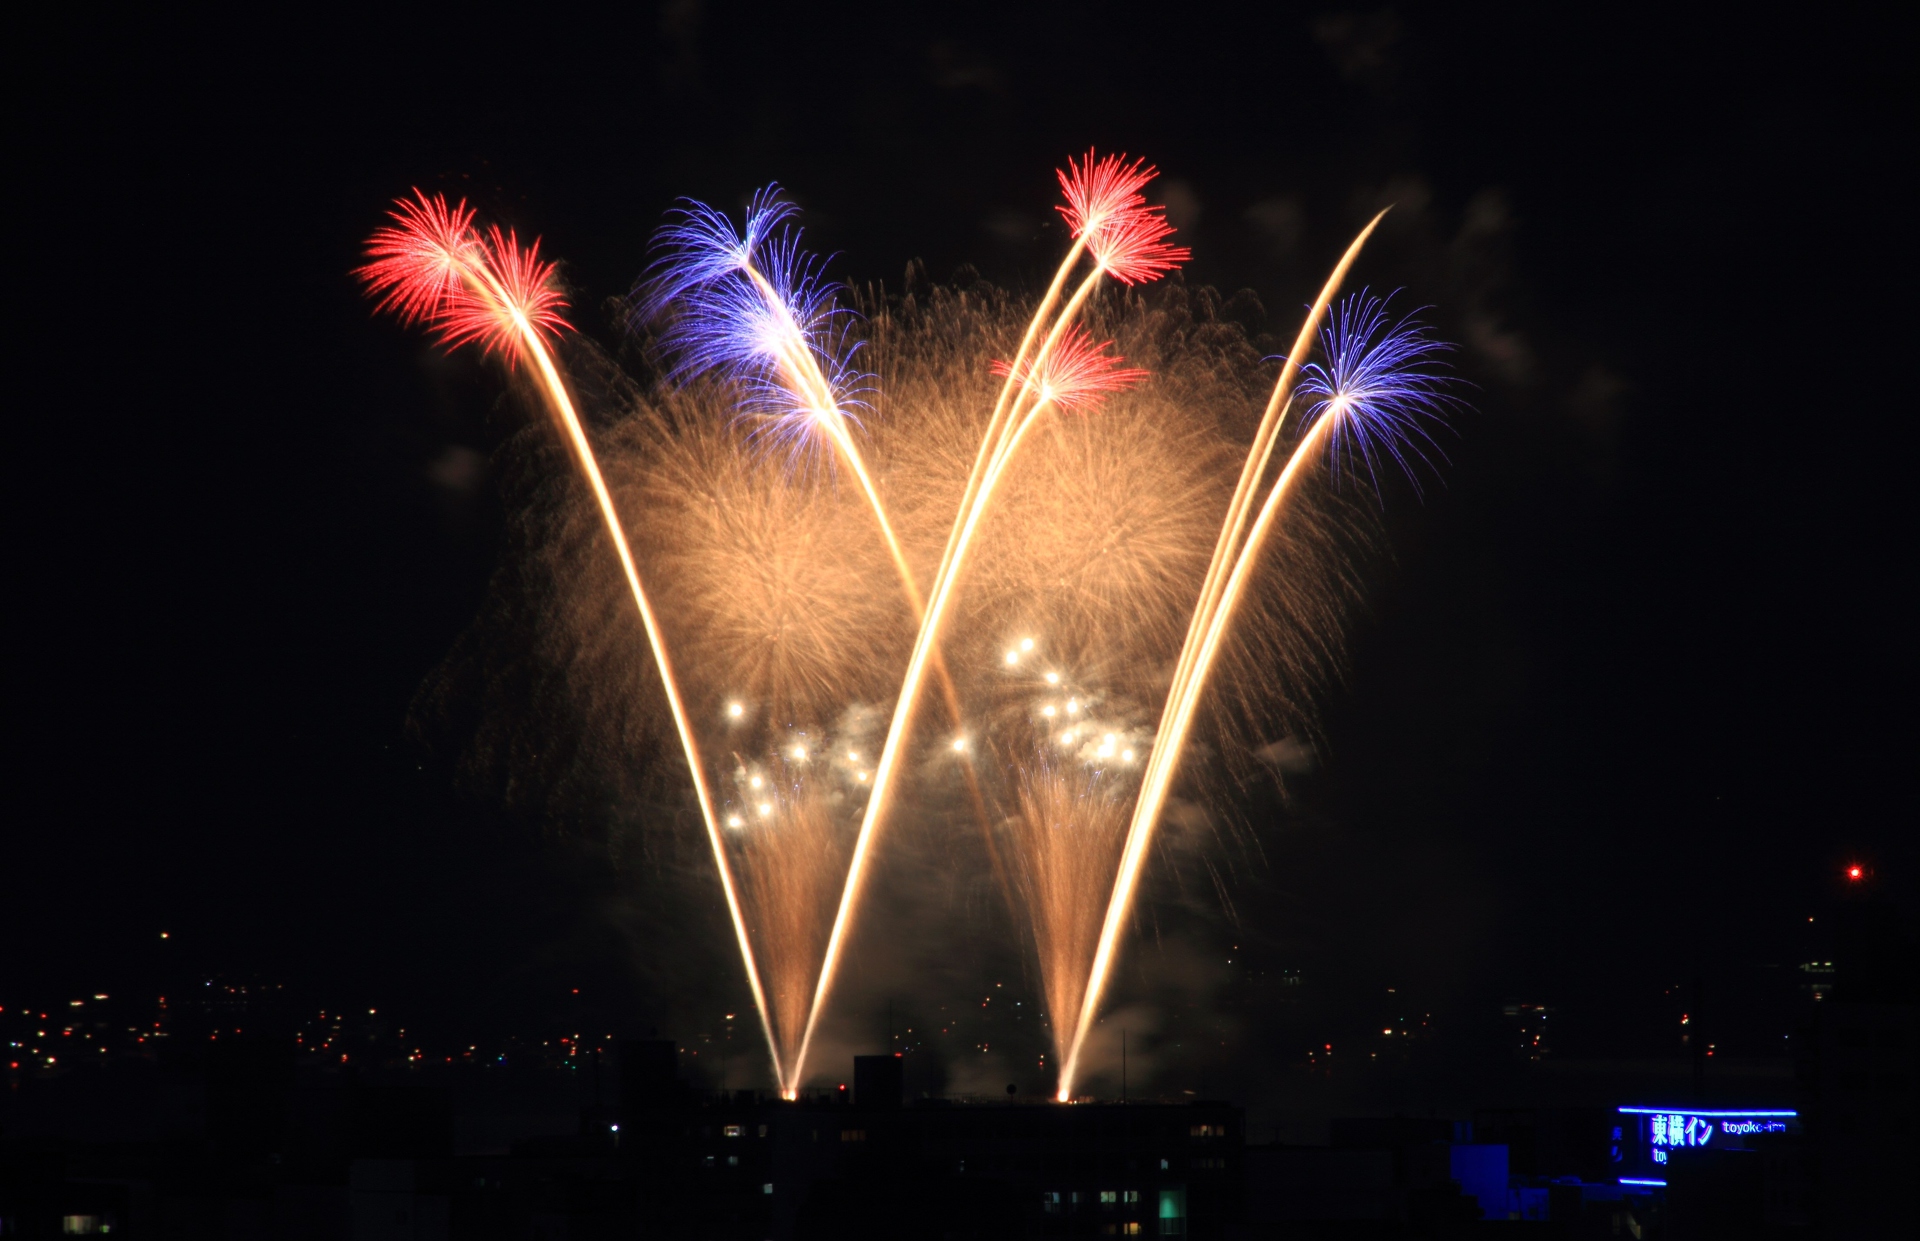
{"left": 1293, "top": 291, "right": 1459, "bottom": 497}
{"left": 636, "top": 186, "right": 871, "bottom": 460}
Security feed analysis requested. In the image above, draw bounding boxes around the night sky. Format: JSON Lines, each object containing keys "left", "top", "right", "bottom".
{"left": 13, "top": 3, "right": 1913, "bottom": 1115}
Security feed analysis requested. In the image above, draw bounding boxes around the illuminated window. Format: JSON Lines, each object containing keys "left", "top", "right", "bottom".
{"left": 1124, "top": 1225, "right": 1143, "bottom": 1237}
{"left": 1101, "top": 1189, "right": 1119, "bottom": 1205}
{"left": 757, "top": 1124, "right": 768, "bottom": 1137}
{"left": 840, "top": 1129, "right": 866, "bottom": 1142}
{"left": 703, "top": 1155, "right": 715, "bottom": 1167}
{"left": 727, "top": 1155, "right": 738, "bottom": 1167}
{"left": 762, "top": 1183, "right": 773, "bottom": 1195}
{"left": 723, "top": 1124, "right": 743, "bottom": 1138}
{"left": 1124, "top": 1190, "right": 1140, "bottom": 1203}
{"left": 1158, "top": 1188, "right": 1188, "bottom": 1236}
{"left": 1043, "top": 1191, "right": 1063, "bottom": 1215}
{"left": 1189, "top": 1123, "right": 1224, "bottom": 1138}
{"left": 61, "top": 1218, "right": 104, "bottom": 1236}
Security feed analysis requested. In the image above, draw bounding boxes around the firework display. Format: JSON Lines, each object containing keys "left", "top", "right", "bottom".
{"left": 361, "top": 151, "right": 1455, "bottom": 1100}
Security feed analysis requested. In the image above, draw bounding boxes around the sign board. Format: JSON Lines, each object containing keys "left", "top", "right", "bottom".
{"left": 1612, "top": 1107, "right": 1799, "bottom": 1186}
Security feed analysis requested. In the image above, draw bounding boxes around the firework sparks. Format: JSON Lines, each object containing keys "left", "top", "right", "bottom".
{"left": 372, "top": 153, "right": 1453, "bottom": 1104}
{"left": 1295, "top": 292, "right": 1456, "bottom": 497}
{"left": 990, "top": 325, "right": 1150, "bottom": 412}
{"left": 1055, "top": 150, "right": 1193, "bottom": 285}
{"left": 640, "top": 188, "right": 981, "bottom": 752}
{"left": 360, "top": 192, "right": 785, "bottom": 1092}
{"left": 927, "top": 150, "right": 1182, "bottom": 599}
{"left": 641, "top": 188, "right": 870, "bottom": 455}
{"left": 1052, "top": 212, "right": 1386, "bottom": 1098}
{"left": 639, "top": 191, "right": 919, "bottom": 600}
{"left": 791, "top": 154, "right": 1183, "bottom": 1088}
{"left": 1007, "top": 751, "right": 1131, "bottom": 1067}
{"left": 1055, "top": 226, "right": 1466, "bottom": 1101}
{"left": 360, "top": 191, "right": 571, "bottom": 361}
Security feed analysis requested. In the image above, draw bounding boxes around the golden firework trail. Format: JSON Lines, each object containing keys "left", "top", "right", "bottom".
{"left": 738, "top": 262, "right": 926, "bottom": 612}
{"left": 359, "top": 194, "right": 788, "bottom": 1092}
{"left": 791, "top": 154, "right": 1182, "bottom": 1086}
{"left": 1056, "top": 212, "right": 1388, "bottom": 1099}
{"left": 733, "top": 259, "right": 983, "bottom": 744}
{"left": 497, "top": 307, "right": 789, "bottom": 1094}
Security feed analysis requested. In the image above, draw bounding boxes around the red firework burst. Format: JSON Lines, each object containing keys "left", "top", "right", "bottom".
{"left": 358, "top": 191, "right": 480, "bottom": 324}
{"left": 437, "top": 225, "right": 571, "bottom": 359}
{"left": 992, "top": 324, "right": 1149, "bottom": 412}
{"left": 1054, "top": 150, "right": 1190, "bottom": 285}
{"left": 357, "top": 190, "right": 570, "bottom": 363}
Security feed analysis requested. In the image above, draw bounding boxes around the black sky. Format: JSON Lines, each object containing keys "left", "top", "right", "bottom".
{"left": 11, "top": 2, "right": 1914, "bottom": 1098}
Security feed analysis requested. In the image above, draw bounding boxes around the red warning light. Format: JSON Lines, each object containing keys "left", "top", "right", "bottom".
{"left": 1847, "top": 865, "right": 1864, "bottom": 881}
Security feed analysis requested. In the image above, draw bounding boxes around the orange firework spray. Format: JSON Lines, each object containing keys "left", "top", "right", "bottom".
{"left": 642, "top": 194, "right": 974, "bottom": 743}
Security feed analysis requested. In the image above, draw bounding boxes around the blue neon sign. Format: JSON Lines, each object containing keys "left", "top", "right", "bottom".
{"left": 1615, "top": 1107, "right": 1797, "bottom": 1179}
